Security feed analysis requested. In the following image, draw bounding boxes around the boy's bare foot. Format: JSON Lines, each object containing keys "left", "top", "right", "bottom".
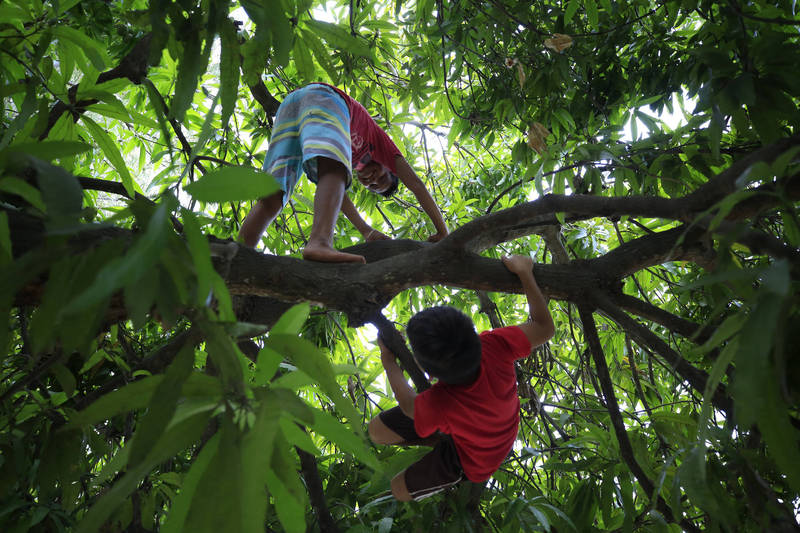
{"left": 303, "top": 241, "right": 366, "bottom": 263}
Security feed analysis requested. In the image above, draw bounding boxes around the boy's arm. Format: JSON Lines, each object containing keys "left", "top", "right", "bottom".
{"left": 340, "top": 195, "right": 390, "bottom": 241}
{"left": 394, "top": 156, "right": 449, "bottom": 242}
{"left": 378, "top": 338, "right": 416, "bottom": 418}
{"left": 502, "top": 255, "right": 555, "bottom": 348}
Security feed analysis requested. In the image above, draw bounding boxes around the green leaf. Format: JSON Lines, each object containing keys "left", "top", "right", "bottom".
{"left": 65, "top": 373, "right": 221, "bottom": 428}
{"left": 271, "top": 303, "right": 310, "bottom": 336}
{"left": 183, "top": 415, "right": 244, "bottom": 533}
{"left": 128, "top": 343, "right": 196, "bottom": 467}
{"left": 585, "top": 0, "right": 599, "bottom": 28}
{"left": 265, "top": 434, "right": 307, "bottom": 533}
{"left": 279, "top": 417, "right": 319, "bottom": 455}
{"left": 0, "top": 212, "right": 11, "bottom": 264}
{"left": 181, "top": 208, "right": 214, "bottom": 307}
{"left": 301, "top": 28, "right": 337, "bottom": 80}
{"left": 81, "top": 115, "right": 137, "bottom": 197}
{"left": 51, "top": 26, "right": 108, "bottom": 70}
{"left": 254, "top": 345, "right": 283, "bottom": 386}
{"left": 292, "top": 38, "right": 315, "bottom": 84}
{"left": 160, "top": 434, "right": 221, "bottom": 533}
{"left": 266, "top": 334, "right": 362, "bottom": 430}
{"left": 0, "top": 177, "right": 46, "bottom": 212}
{"left": 310, "top": 406, "right": 380, "bottom": 470}
{"left": 74, "top": 410, "right": 212, "bottom": 533}
{"left": 170, "top": 30, "right": 206, "bottom": 122}
{"left": 64, "top": 197, "right": 173, "bottom": 314}
{"left": 184, "top": 166, "right": 280, "bottom": 203}
{"left": 218, "top": 18, "right": 241, "bottom": 130}
{"left": 0, "top": 141, "right": 91, "bottom": 162}
{"left": 240, "top": 391, "right": 282, "bottom": 532}
{"left": 564, "top": 0, "right": 580, "bottom": 24}
{"left": 304, "top": 20, "right": 373, "bottom": 59}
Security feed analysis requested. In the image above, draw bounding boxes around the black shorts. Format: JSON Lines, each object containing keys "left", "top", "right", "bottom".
{"left": 379, "top": 406, "right": 464, "bottom": 500}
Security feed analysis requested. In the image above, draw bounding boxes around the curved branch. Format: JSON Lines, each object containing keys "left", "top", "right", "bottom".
{"left": 610, "top": 292, "right": 711, "bottom": 343}
{"left": 369, "top": 313, "right": 430, "bottom": 392}
{"left": 578, "top": 306, "right": 694, "bottom": 530}
{"left": 297, "top": 447, "right": 339, "bottom": 533}
{"left": 39, "top": 34, "right": 153, "bottom": 140}
{"left": 593, "top": 292, "right": 732, "bottom": 415}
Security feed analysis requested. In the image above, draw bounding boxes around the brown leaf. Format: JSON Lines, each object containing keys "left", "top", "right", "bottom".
{"left": 527, "top": 122, "right": 551, "bottom": 154}
{"left": 544, "top": 33, "right": 573, "bottom": 53}
{"left": 516, "top": 63, "right": 526, "bottom": 88}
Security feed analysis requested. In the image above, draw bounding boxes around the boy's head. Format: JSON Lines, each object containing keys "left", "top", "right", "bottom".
{"left": 406, "top": 306, "right": 482, "bottom": 386}
{"left": 355, "top": 160, "right": 399, "bottom": 197}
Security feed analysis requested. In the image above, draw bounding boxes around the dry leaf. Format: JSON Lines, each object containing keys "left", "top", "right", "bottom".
{"left": 516, "top": 63, "right": 526, "bottom": 88}
{"left": 544, "top": 33, "right": 573, "bottom": 53}
{"left": 527, "top": 122, "right": 551, "bottom": 154}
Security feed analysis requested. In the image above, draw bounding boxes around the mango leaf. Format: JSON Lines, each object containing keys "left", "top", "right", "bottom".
{"left": 304, "top": 19, "right": 373, "bottom": 59}
{"left": 81, "top": 115, "right": 137, "bottom": 197}
{"left": 293, "top": 38, "right": 315, "bottom": 83}
{"left": 63, "top": 197, "right": 173, "bottom": 314}
{"left": 0, "top": 141, "right": 91, "bottom": 162}
{"left": 254, "top": 345, "right": 283, "bottom": 386}
{"left": 310, "top": 406, "right": 380, "bottom": 471}
{"left": 65, "top": 373, "right": 221, "bottom": 428}
{"left": 265, "top": 433, "right": 307, "bottom": 533}
{"left": 184, "top": 166, "right": 280, "bottom": 203}
{"left": 0, "top": 177, "right": 46, "bottom": 212}
{"left": 127, "top": 344, "right": 196, "bottom": 467}
{"left": 240, "top": 390, "right": 282, "bottom": 532}
{"left": 181, "top": 208, "right": 214, "bottom": 307}
{"left": 279, "top": 417, "right": 319, "bottom": 456}
{"left": 51, "top": 26, "right": 109, "bottom": 70}
{"left": 170, "top": 29, "right": 207, "bottom": 122}
{"left": 218, "top": 18, "right": 241, "bottom": 130}
{"left": 160, "top": 433, "right": 220, "bottom": 533}
{"left": 266, "top": 334, "right": 363, "bottom": 431}
{"left": 183, "top": 415, "right": 244, "bottom": 533}
{"left": 75, "top": 410, "right": 213, "bottom": 533}
{"left": 271, "top": 303, "right": 310, "bottom": 336}
{"left": 0, "top": 211, "right": 11, "bottom": 264}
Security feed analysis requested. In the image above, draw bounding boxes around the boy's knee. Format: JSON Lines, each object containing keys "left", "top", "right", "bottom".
{"left": 367, "top": 417, "right": 385, "bottom": 444}
{"left": 391, "top": 472, "right": 413, "bottom": 502}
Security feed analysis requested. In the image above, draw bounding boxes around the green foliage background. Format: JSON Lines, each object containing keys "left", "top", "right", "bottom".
{"left": 1, "top": 0, "right": 799, "bottom": 531}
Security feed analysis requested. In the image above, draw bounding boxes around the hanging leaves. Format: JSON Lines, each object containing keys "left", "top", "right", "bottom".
{"left": 527, "top": 122, "right": 551, "bottom": 154}
{"left": 544, "top": 33, "right": 574, "bottom": 53}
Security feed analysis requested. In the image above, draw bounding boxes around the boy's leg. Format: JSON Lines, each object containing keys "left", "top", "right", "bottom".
{"left": 368, "top": 407, "right": 442, "bottom": 446}
{"left": 238, "top": 192, "right": 283, "bottom": 247}
{"left": 302, "top": 156, "right": 366, "bottom": 263}
{"left": 391, "top": 436, "right": 464, "bottom": 502}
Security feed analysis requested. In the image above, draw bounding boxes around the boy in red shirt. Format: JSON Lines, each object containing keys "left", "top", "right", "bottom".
{"left": 369, "top": 255, "right": 554, "bottom": 500}
{"left": 238, "top": 83, "right": 448, "bottom": 263}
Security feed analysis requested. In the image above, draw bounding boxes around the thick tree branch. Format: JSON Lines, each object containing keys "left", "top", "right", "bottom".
{"left": 445, "top": 135, "right": 800, "bottom": 253}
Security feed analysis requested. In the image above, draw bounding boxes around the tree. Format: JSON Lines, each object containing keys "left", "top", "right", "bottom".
{"left": 1, "top": 0, "right": 799, "bottom": 531}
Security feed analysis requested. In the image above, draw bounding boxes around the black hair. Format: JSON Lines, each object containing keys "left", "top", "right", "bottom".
{"left": 406, "top": 306, "right": 482, "bottom": 386}
{"left": 378, "top": 172, "right": 399, "bottom": 198}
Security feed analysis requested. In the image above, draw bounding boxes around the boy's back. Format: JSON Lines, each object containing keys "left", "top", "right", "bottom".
{"left": 414, "top": 326, "right": 532, "bottom": 482}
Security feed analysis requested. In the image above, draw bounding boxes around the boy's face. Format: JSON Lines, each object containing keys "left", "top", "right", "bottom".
{"left": 356, "top": 161, "right": 393, "bottom": 193}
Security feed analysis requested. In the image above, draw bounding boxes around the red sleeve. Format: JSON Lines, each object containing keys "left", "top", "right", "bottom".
{"left": 479, "top": 326, "right": 532, "bottom": 364}
{"left": 413, "top": 387, "right": 448, "bottom": 437}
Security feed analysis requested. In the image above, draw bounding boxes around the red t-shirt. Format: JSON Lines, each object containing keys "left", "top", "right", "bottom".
{"left": 320, "top": 84, "right": 402, "bottom": 173}
{"left": 413, "top": 326, "right": 532, "bottom": 482}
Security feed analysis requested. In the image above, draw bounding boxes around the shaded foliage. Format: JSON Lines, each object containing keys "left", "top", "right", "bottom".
{"left": 1, "top": 0, "right": 799, "bottom": 532}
